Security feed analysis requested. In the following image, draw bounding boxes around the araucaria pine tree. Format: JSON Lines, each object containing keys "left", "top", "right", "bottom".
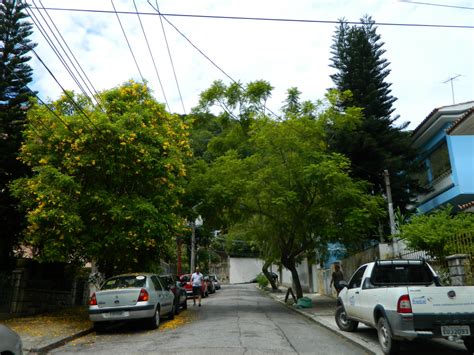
{"left": 0, "top": 0, "right": 36, "bottom": 271}
{"left": 329, "top": 15, "right": 420, "bottom": 220}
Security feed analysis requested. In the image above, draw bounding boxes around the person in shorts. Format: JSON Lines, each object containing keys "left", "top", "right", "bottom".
{"left": 330, "top": 264, "right": 345, "bottom": 295}
{"left": 191, "top": 266, "right": 203, "bottom": 307}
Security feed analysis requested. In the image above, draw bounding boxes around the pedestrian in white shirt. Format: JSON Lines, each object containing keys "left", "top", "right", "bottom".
{"left": 191, "top": 266, "right": 203, "bottom": 307}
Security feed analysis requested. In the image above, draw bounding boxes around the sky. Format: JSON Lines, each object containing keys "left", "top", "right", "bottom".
{"left": 25, "top": 0, "right": 474, "bottom": 130}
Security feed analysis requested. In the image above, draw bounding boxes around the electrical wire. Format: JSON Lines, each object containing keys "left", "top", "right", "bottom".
{"left": 399, "top": 0, "right": 474, "bottom": 10}
{"left": 26, "top": 7, "right": 474, "bottom": 29}
{"left": 110, "top": 0, "right": 145, "bottom": 82}
{"left": 37, "top": 0, "right": 105, "bottom": 110}
{"left": 153, "top": 0, "right": 186, "bottom": 114}
{"left": 132, "top": 0, "right": 170, "bottom": 112}
{"left": 28, "top": 45, "right": 103, "bottom": 135}
{"left": 25, "top": 4, "right": 93, "bottom": 104}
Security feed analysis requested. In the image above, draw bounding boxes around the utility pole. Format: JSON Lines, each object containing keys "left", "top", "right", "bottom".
{"left": 384, "top": 170, "right": 398, "bottom": 256}
{"left": 190, "top": 221, "right": 196, "bottom": 273}
{"left": 443, "top": 74, "right": 461, "bottom": 104}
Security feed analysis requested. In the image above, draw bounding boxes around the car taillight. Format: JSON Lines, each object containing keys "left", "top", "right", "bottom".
{"left": 89, "top": 292, "right": 97, "bottom": 306}
{"left": 397, "top": 294, "right": 412, "bottom": 313}
{"left": 137, "top": 288, "right": 149, "bottom": 302}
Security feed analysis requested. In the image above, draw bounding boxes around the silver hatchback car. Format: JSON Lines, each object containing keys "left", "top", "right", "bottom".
{"left": 89, "top": 273, "right": 174, "bottom": 330}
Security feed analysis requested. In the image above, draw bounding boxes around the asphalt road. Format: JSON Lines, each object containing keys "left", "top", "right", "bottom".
{"left": 51, "top": 284, "right": 370, "bottom": 354}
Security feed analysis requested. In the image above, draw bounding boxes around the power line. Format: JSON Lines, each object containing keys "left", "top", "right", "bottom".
{"left": 399, "top": 0, "right": 474, "bottom": 10}
{"left": 25, "top": 3, "right": 94, "bottom": 103}
{"left": 110, "top": 0, "right": 145, "bottom": 82}
{"left": 28, "top": 45, "right": 103, "bottom": 134}
{"left": 36, "top": 0, "right": 105, "bottom": 110}
{"left": 27, "top": 7, "right": 474, "bottom": 29}
{"left": 132, "top": 0, "right": 170, "bottom": 112}
{"left": 147, "top": 1, "right": 280, "bottom": 119}
{"left": 150, "top": 0, "right": 186, "bottom": 114}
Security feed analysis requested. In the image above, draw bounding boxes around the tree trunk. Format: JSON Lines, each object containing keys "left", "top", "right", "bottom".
{"left": 281, "top": 256, "right": 303, "bottom": 299}
{"left": 262, "top": 260, "right": 278, "bottom": 291}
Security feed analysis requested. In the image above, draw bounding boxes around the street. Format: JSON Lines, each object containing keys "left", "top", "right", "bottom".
{"left": 52, "top": 284, "right": 370, "bottom": 354}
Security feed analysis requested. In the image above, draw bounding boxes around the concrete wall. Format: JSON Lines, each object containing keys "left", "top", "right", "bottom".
{"left": 229, "top": 257, "right": 264, "bottom": 284}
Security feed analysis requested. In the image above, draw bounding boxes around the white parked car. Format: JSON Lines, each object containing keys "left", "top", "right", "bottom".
{"left": 89, "top": 273, "right": 175, "bottom": 330}
{"left": 0, "top": 324, "right": 23, "bottom": 355}
{"left": 335, "top": 259, "right": 474, "bottom": 355}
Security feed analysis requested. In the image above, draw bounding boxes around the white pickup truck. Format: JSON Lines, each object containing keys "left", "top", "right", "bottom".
{"left": 335, "top": 259, "right": 474, "bottom": 355}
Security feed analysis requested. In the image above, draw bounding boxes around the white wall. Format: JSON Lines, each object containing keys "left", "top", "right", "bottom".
{"left": 229, "top": 257, "right": 264, "bottom": 284}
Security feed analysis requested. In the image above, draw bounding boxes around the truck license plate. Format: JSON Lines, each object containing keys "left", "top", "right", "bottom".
{"left": 441, "top": 325, "right": 471, "bottom": 336}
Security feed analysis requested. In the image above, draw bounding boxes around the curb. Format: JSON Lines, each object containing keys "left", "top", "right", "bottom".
{"left": 260, "top": 288, "right": 378, "bottom": 355}
{"left": 27, "top": 328, "right": 94, "bottom": 354}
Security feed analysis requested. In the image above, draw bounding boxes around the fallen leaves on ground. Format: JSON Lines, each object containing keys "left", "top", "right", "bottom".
{"left": 3, "top": 306, "right": 92, "bottom": 337}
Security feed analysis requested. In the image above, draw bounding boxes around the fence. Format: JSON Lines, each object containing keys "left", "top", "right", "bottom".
{"left": 0, "top": 268, "right": 89, "bottom": 318}
{"left": 399, "top": 233, "right": 473, "bottom": 285}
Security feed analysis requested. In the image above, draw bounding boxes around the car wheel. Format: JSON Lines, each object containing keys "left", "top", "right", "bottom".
{"left": 168, "top": 304, "right": 175, "bottom": 320}
{"left": 335, "top": 305, "right": 358, "bottom": 332}
{"left": 464, "top": 338, "right": 474, "bottom": 354}
{"left": 148, "top": 306, "right": 160, "bottom": 330}
{"left": 174, "top": 300, "right": 180, "bottom": 315}
{"left": 377, "top": 316, "right": 400, "bottom": 355}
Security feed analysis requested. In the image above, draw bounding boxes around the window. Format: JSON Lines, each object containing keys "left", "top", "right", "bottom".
{"left": 429, "top": 142, "right": 451, "bottom": 181}
{"left": 371, "top": 264, "right": 433, "bottom": 285}
{"left": 348, "top": 266, "right": 367, "bottom": 289}
{"left": 151, "top": 276, "right": 163, "bottom": 290}
{"left": 101, "top": 275, "right": 146, "bottom": 290}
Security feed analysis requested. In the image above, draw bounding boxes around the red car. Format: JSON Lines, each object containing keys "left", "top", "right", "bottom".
{"left": 179, "top": 274, "right": 208, "bottom": 298}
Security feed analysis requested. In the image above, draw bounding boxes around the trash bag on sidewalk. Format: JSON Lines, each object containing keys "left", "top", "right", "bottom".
{"left": 295, "top": 297, "right": 313, "bottom": 309}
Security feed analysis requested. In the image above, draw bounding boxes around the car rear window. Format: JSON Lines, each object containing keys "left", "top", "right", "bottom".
{"left": 180, "top": 275, "right": 190, "bottom": 282}
{"left": 101, "top": 275, "right": 147, "bottom": 290}
{"left": 371, "top": 264, "right": 434, "bottom": 285}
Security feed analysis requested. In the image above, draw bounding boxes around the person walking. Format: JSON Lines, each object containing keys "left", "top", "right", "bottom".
{"left": 191, "top": 266, "right": 203, "bottom": 307}
{"left": 330, "top": 264, "right": 345, "bottom": 296}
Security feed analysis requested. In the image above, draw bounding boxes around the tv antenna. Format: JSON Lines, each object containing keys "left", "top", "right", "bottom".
{"left": 442, "top": 74, "right": 462, "bottom": 104}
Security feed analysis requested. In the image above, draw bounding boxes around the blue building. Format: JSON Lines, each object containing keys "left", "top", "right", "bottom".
{"left": 411, "top": 101, "right": 474, "bottom": 213}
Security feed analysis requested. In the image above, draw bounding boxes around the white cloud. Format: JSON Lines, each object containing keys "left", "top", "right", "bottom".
{"left": 26, "top": 0, "right": 473, "bottom": 129}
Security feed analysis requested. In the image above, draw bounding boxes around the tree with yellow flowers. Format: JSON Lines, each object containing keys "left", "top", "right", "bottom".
{"left": 11, "top": 81, "right": 191, "bottom": 276}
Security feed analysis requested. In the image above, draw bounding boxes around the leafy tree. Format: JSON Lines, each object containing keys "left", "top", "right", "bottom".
{"left": 0, "top": 0, "right": 36, "bottom": 271}
{"left": 201, "top": 107, "right": 383, "bottom": 298}
{"left": 329, "top": 15, "right": 421, "bottom": 218}
{"left": 11, "top": 81, "right": 191, "bottom": 276}
{"left": 398, "top": 206, "right": 474, "bottom": 258}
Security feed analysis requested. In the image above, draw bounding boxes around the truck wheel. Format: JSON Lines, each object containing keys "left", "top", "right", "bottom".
{"left": 335, "top": 305, "right": 358, "bottom": 332}
{"left": 464, "top": 338, "right": 474, "bottom": 354}
{"left": 377, "top": 317, "right": 400, "bottom": 355}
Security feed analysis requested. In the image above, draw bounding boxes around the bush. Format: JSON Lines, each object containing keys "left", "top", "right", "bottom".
{"left": 256, "top": 273, "right": 269, "bottom": 288}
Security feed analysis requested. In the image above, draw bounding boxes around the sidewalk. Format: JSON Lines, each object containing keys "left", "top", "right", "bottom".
{"left": 1, "top": 306, "right": 93, "bottom": 354}
{"left": 264, "top": 286, "right": 382, "bottom": 355}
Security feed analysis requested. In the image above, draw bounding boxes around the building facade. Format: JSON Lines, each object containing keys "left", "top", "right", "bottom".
{"left": 411, "top": 101, "right": 474, "bottom": 213}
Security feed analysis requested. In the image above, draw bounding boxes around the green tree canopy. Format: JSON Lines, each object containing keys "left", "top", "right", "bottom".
{"left": 398, "top": 206, "right": 474, "bottom": 258}
{"left": 11, "top": 81, "right": 191, "bottom": 276}
{"left": 0, "top": 0, "right": 36, "bottom": 271}
{"left": 197, "top": 88, "right": 384, "bottom": 298}
{"left": 329, "top": 15, "right": 421, "bottom": 218}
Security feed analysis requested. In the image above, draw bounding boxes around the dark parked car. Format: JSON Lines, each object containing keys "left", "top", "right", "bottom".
{"left": 160, "top": 274, "right": 187, "bottom": 314}
{"left": 204, "top": 275, "right": 216, "bottom": 294}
